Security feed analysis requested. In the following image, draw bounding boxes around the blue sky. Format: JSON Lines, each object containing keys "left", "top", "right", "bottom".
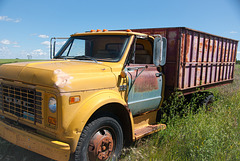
{"left": 0, "top": 0, "right": 240, "bottom": 60}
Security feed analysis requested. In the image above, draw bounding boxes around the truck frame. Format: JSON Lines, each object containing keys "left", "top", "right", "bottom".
{"left": 0, "top": 27, "right": 238, "bottom": 161}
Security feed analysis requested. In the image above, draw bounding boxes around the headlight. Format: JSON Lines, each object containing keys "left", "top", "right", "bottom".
{"left": 48, "top": 97, "right": 57, "bottom": 113}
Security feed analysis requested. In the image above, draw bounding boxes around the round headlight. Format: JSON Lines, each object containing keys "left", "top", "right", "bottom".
{"left": 48, "top": 97, "right": 57, "bottom": 113}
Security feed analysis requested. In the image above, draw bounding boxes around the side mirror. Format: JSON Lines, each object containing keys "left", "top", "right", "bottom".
{"left": 50, "top": 37, "right": 69, "bottom": 59}
{"left": 153, "top": 36, "right": 167, "bottom": 66}
{"left": 50, "top": 37, "right": 56, "bottom": 59}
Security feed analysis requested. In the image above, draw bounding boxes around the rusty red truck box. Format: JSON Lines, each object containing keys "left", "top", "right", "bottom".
{"left": 132, "top": 27, "right": 238, "bottom": 95}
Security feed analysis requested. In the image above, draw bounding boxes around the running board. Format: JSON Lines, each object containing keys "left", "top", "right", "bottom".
{"left": 134, "top": 124, "right": 166, "bottom": 140}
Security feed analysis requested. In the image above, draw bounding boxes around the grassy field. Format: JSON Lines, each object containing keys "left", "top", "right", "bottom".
{"left": 0, "top": 59, "right": 239, "bottom": 160}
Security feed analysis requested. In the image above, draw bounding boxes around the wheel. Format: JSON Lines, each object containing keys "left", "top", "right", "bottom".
{"left": 74, "top": 115, "right": 123, "bottom": 161}
{"left": 201, "top": 93, "right": 214, "bottom": 110}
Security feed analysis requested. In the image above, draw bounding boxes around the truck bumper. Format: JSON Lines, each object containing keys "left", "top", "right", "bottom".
{"left": 0, "top": 121, "right": 70, "bottom": 161}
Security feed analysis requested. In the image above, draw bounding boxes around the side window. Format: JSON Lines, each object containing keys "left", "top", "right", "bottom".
{"left": 130, "top": 38, "right": 153, "bottom": 64}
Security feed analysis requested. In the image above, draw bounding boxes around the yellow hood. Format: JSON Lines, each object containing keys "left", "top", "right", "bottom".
{"left": 0, "top": 60, "right": 117, "bottom": 92}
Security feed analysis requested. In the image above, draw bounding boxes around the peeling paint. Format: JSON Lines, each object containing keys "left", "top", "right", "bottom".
{"left": 54, "top": 69, "right": 74, "bottom": 88}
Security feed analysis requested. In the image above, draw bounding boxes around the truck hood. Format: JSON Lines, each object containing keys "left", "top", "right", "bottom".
{"left": 0, "top": 60, "right": 117, "bottom": 92}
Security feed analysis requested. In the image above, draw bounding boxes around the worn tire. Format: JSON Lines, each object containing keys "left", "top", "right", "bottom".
{"left": 201, "top": 93, "right": 214, "bottom": 110}
{"left": 74, "top": 115, "right": 123, "bottom": 161}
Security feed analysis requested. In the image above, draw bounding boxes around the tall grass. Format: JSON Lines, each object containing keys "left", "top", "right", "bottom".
{"left": 121, "top": 65, "right": 240, "bottom": 161}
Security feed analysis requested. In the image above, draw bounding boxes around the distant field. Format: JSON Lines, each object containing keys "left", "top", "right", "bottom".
{"left": 0, "top": 59, "right": 46, "bottom": 65}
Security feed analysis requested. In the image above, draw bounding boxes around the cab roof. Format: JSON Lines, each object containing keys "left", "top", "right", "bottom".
{"left": 71, "top": 29, "right": 149, "bottom": 37}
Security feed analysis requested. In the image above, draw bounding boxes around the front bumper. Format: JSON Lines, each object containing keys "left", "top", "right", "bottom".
{"left": 0, "top": 121, "right": 70, "bottom": 161}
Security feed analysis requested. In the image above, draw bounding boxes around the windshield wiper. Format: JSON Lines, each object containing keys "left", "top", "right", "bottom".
{"left": 74, "top": 55, "right": 98, "bottom": 63}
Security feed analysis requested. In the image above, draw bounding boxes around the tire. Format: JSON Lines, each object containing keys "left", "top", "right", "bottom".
{"left": 201, "top": 93, "right": 214, "bottom": 110}
{"left": 74, "top": 115, "right": 123, "bottom": 161}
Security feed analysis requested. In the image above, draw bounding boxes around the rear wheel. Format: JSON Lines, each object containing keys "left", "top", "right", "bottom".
{"left": 74, "top": 116, "right": 123, "bottom": 161}
{"left": 201, "top": 93, "right": 214, "bottom": 111}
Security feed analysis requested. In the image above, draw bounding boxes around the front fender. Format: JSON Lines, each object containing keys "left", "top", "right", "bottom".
{"left": 64, "top": 89, "right": 133, "bottom": 152}
{"left": 75, "top": 90, "right": 127, "bottom": 128}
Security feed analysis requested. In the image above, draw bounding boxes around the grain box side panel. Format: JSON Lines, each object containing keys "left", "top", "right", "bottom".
{"left": 177, "top": 28, "right": 238, "bottom": 94}
{"left": 130, "top": 27, "right": 238, "bottom": 95}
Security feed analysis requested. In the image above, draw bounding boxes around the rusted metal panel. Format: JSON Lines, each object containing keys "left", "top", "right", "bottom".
{"left": 126, "top": 64, "right": 163, "bottom": 116}
{"left": 177, "top": 28, "right": 238, "bottom": 94}
{"left": 132, "top": 27, "right": 238, "bottom": 95}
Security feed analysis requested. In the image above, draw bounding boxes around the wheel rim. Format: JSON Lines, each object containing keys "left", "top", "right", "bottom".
{"left": 88, "top": 128, "right": 115, "bottom": 161}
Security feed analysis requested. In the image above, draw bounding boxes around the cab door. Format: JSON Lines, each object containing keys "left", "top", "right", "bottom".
{"left": 126, "top": 38, "right": 163, "bottom": 116}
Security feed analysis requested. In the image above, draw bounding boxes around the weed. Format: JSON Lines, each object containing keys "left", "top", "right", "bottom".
{"left": 158, "top": 90, "right": 211, "bottom": 124}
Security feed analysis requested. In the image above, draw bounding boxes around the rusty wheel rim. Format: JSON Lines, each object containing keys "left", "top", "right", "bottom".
{"left": 88, "top": 128, "right": 115, "bottom": 161}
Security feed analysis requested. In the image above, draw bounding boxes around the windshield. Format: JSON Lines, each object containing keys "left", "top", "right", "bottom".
{"left": 55, "top": 35, "right": 130, "bottom": 62}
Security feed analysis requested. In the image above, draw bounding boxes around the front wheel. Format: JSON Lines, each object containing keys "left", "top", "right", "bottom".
{"left": 74, "top": 116, "right": 123, "bottom": 161}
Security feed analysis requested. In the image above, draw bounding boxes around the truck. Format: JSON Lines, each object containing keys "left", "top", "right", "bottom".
{"left": 0, "top": 27, "right": 238, "bottom": 161}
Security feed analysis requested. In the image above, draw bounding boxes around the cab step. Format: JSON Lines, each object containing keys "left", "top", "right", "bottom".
{"left": 134, "top": 124, "right": 166, "bottom": 140}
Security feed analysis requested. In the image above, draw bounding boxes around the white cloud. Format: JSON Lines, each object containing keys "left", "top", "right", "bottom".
{"left": 0, "top": 16, "right": 21, "bottom": 23}
{"left": 0, "top": 39, "right": 18, "bottom": 45}
{"left": 41, "top": 40, "right": 66, "bottom": 50}
{"left": 38, "top": 34, "right": 49, "bottom": 39}
{"left": 13, "top": 45, "right": 21, "bottom": 48}
{"left": 41, "top": 41, "right": 50, "bottom": 45}
{"left": 56, "top": 41, "right": 66, "bottom": 46}
{"left": 31, "top": 49, "right": 47, "bottom": 56}
{"left": 0, "top": 46, "right": 10, "bottom": 53}
{"left": 0, "top": 39, "right": 11, "bottom": 45}
{"left": 230, "top": 31, "right": 238, "bottom": 34}
{"left": 0, "top": 46, "right": 12, "bottom": 58}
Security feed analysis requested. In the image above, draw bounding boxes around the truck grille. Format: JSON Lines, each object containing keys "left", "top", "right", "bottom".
{"left": 0, "top": 83, "right": 43, "bottom": 124}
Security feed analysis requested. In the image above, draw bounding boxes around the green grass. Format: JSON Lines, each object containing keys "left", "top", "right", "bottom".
{"left": 0, "top": 59, "right": 46, "bottom": 65}
{"left": 121, "top": 65, "right": 240, "bottom": 161}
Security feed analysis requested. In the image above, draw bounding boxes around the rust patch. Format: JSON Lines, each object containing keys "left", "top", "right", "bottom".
{"left": 185, "top": 34, "right": 191, "bottom": 62}
{"left": 88, "top": 129, "right": 114, "bottom": 161}
{"left": 170, "top": 40, "right": 175, "bottom": 48}
{"left": 127, "top": 66, "right": 159, "bottom": 93}
{"left": 180, "top": 34, "right": 185, "bottom": 63}
{"left": 192, "top": 36, "right": 198, "bottom": 62}
{"left": 203, "top": 38, "right": 209, "bottom": 62}
{"left": 209, "top": 39, "right": 213, "bottom": 58}
{"left": 134, "top": 73, "right": 159, "bottom": 92}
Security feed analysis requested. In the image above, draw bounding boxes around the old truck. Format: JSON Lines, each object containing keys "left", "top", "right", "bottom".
{"left": 0, "top": 27, "right": 238, "bottom": 161}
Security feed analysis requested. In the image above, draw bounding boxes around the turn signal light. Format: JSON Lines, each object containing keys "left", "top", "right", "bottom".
{"left": 91, "top": 29, "right": 96, "bottom": 32}
{"left": 69, "top": 95, "right": 81, "bottom": 104}
{"left": 126, "top": 29, "right": 132, "bottom": 32}
{"left": 103, "top": 29, "right": 108, "bottom": 32}
{"left": 48, "top": 116, "right": 56, "bottom": 125}
{"left": 97, "top": 29, "right": 102, "bottom": 32}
